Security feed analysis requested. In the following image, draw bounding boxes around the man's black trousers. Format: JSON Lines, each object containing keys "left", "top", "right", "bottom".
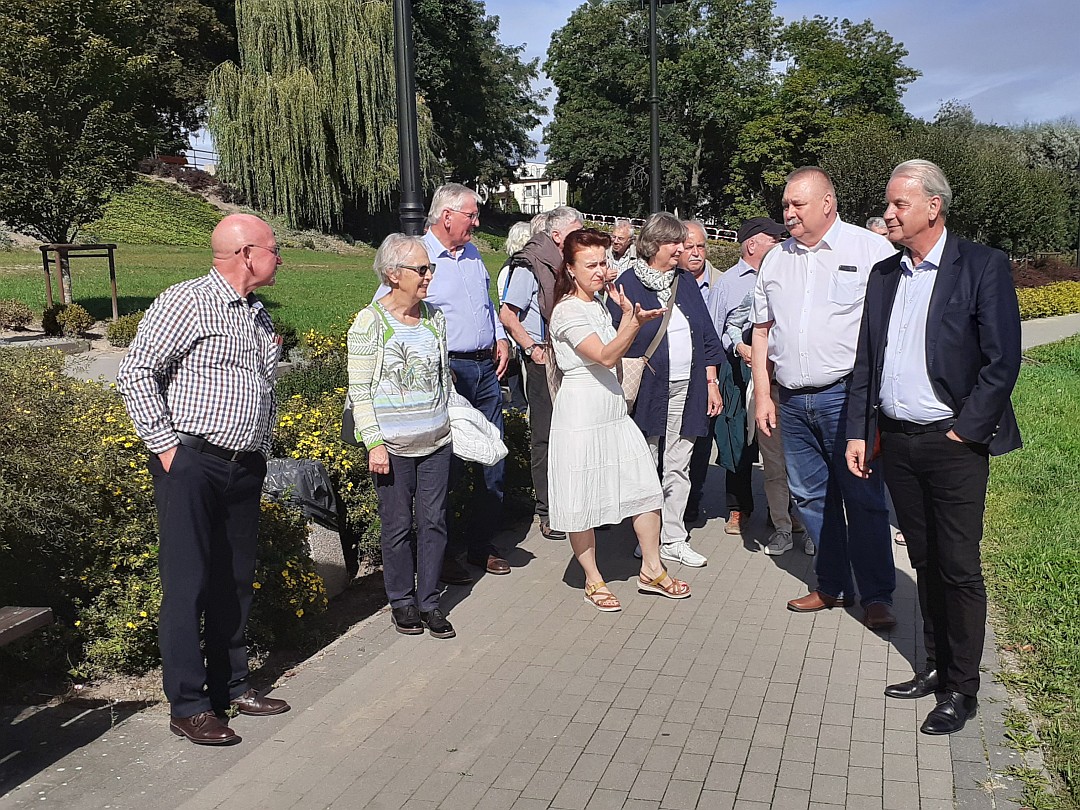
{"left": 150, "top": 445, "right": 265, "bottom": 718}
{"left": 524, "top": 354, "right": 553, "bottom": 521}
{"left": 880, "top": 429, "right": 989, "bottom": 697}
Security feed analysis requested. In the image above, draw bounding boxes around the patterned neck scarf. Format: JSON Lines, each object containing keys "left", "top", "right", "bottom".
{"left": 633, "top": 258, "right": 677, "bottom": 306}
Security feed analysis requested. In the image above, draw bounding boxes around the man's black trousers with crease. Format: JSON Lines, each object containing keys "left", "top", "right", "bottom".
{"left": 524, "top": 354, "right": 553, "bottom": 522}
{"left": 149, "top": 444, "right": 265, "bottom": 718}
{"left": 880, "top": 428, "right": 989, "bottom": 697}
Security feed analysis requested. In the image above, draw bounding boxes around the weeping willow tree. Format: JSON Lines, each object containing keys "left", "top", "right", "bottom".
{"left": 207, "top": 0, "right": 437, "bottom": 230}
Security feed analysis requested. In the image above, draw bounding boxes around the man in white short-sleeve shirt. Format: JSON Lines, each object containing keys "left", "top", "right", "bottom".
{"left": 749, "top": 166, "right": 897, "bottom": 628}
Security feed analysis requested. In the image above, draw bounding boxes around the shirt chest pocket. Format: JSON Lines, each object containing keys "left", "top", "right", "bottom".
{"left": 828, "top": 269, "right": 863, "bottom": 306}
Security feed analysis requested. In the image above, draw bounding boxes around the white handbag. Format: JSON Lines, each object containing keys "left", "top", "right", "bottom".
{"left": 447, "top": 389, "right": 508, "bottom": 466}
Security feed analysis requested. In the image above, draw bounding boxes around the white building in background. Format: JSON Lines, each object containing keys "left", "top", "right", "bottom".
{"left": 500, "top": 162, "right": 568, "bottom": 214}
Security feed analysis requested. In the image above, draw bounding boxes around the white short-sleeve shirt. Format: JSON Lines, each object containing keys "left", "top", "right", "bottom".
{"left": 751, "top": 217, "right": 895, "bottom": 390}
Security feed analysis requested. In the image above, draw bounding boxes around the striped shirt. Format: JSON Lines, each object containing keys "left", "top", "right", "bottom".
{"left": 117, "top": 268, "right": 280, "bottom": 456}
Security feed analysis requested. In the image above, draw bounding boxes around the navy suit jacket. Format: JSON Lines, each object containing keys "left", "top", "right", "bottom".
{"left": 847, "top": 232, "right": 1022, "bottom": 456}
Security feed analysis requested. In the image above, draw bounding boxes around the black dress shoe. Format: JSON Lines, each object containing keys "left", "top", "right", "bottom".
{"left": 231, "top": 688, "right": 290, "bottom": 716}
{"left": 884, "top": 668, "right": 939, "bottom": 699}
{"left": 391, "top": 605, "right": 424, "bottom": 635}
{"left": 920, "top": 691, "right": 977, "bottom": 735}
{"left": 440, "top": 556, "right": 474, "bottom": 586}
{"left": 420, "top": 609, "right": 456, "bottom": 639}
{"left": 170, "top": 711, "right": 240, "bottom": 745}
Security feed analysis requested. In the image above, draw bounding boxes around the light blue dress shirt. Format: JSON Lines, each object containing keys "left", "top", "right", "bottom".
{"left": 502, "top": 264, "right": 545, "bottom": 343}
{"left": 715, "top": 259, "right": 758, "bottom": 353}
{"left": 374, "top": 230, "right": 505, "bottom": 353}
{"left": 880, "top": 229, "right": 955, "bottom": 423}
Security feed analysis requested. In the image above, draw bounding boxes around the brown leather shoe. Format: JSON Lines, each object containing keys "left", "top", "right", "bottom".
{"left": 231, "top": 689, "right": 291, "bottom": 716}
{"left": 787, "top": 590, "right": 854, "bottom": 612}
{"left": 863, "top": 602, "right": 897, "bottom": 630}
{"left": 724, "top": 510, "right": 747, "bottom": 535}
{"left": 170, "top": 711, "right": 240, "bottom": 745}
{"left": 483, "top": 555, "right": 510, "bottom": 575}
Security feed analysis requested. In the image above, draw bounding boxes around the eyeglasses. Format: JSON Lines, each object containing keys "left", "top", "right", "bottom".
{"left": 235, "top": 244, "right": 282, "bottom": 257}
{"left": 451, "top": 209, "right": 480, "bottom": 222}
{"left": 398, "top": 263, "right": 435, "bottom": 278}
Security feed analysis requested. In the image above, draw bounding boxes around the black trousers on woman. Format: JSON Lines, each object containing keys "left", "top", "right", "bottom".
{"left": 881, "top": 428, "right": 990, "bottom": 697}
{"left": 150, "top": 445, "right": 265, "bottom": 719}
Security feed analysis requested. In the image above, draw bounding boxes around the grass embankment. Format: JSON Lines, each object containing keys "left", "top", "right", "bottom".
{"left": 985, "top": 335, "right": 1080, "bottom": 807}
{"left": 0, "top": 246, "right": 508, "bottom": 334}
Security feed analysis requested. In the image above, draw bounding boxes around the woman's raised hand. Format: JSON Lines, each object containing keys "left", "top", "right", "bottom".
{"left": 633, "top": 302, "right": 667, "bottom": 325}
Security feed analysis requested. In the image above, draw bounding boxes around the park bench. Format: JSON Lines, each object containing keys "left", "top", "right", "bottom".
{"left": 0, "top": 606, "right": 54, "bottom": 647}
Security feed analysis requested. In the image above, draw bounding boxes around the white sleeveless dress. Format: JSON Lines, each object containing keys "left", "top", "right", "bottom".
{"left": 546, "top": 296, "right": 663, "bottom": 532}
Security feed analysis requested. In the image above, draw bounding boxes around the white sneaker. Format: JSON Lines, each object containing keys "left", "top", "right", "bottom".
{"left": 633, "top": 543, "right": 643, "bottom": 559}
{"left": 763, "top": 530, "right": 793, "bottom": 556}
{"left": 660, "top": 540, "right": 707, "bottom": 567}
{"left": 803, "top": 535, "right": 816, "bottom": 555}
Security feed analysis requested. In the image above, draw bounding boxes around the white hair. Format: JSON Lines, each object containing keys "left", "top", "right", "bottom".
{"left": 426, "top": 183, "right": 480, "bottom": 226}
{"left": 504, "top": 221, "right": 532, "bottom": 255}
{"left": 612, "top": 218, "right": 633, "bottom": 235}
{"left": 546, "top": 206, "right": 583, "bottom": 236}
{"left": 373, "top": 233, "right": 427, "bottom": 285}
{"left": 891, "top": 160, "right": 953, "bottom": 215}
{"left": 530, "top": 213, "right": 549, "bottom": 234}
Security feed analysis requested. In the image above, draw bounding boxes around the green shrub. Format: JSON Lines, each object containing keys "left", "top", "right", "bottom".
{"left": 82, "top": 177, "right": 223, "bottom": 247}
{"left": 271, "top": 317, "right": 300, "bottom": 357}
{"left": 106, "top": 311, "right": 145, "bottom": 347}
{"left": 56, "top": 303, "right": 94, "bottom": 337}
{"left": 709, "top": 241, "right": 742, "bottom": 271}
{"left": 1017, "top": 281, "right": 1080, "bottom": 320}
{"left": 0, "top": 298, "right": 34, "bottom": 329}
{"left": 0, "top": 348, "right": 326, "bottom": 679}
{"left": 42, "top": 303, "right": 64, "bottom": 336}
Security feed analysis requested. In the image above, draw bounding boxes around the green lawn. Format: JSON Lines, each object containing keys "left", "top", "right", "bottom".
{"left": 984, "top": 336, "right": 1080, "bottom": 807}
{"left": 0, "top": 245, "right": 509, "bottom": 334}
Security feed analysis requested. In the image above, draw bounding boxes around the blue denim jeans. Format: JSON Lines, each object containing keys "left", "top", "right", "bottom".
{"left": 449, "top": 357, "right": 505, "bottom": 559}
{"left": 778, "top": 380, "right": 894, "bottom": 606}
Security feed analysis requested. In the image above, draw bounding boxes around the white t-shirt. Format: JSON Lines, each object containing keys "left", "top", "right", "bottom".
{"left": 666, "top": 303, "right": 693, "bottom": 381}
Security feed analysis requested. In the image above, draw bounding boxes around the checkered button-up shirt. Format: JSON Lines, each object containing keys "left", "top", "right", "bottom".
{"left": 117, "top": 268, "right": 279, "bottom": 456}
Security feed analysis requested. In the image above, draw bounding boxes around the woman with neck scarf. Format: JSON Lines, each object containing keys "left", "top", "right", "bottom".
{"left": 608, "top": 212, "right": 725, "bottom": 568}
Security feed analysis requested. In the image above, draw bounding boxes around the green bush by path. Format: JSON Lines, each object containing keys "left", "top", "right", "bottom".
{"left": 83, "top": 178, "right": 224, "bottom": 247}
{"left": 1017, "top": 281, "right": 1080, "bottom": 321}
{"left": 984, "top": 335, "right": 1080, "bottom": 807}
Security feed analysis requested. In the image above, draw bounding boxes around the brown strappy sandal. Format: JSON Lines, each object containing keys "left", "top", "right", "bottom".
{"left": 638, "top": 570, "right": 691, "bottom": 599}
{"left": 584, "top": 581, "right": 622, "bottom": 612}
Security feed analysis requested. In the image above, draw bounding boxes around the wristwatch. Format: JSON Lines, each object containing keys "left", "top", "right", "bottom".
{"left": 526, "top": 344, "right": 541, "bottom": 357}
{"left": 707, "top": 378, "right": 719, "bottom": 385}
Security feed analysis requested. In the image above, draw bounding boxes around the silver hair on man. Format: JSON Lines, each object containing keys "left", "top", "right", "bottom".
{"left": 427, "top": 182, "right": 480, "bottom": 226}
{"left": 865, "top": 216, "right": 887, "bottom": 232}
{"left": 636, "top": 212, "right": 688, "bottom": 262}
{"left": 504, "top": 221, "right": 532, "bottom": 256}
{"left": 891, "top": 159, "right": 953, "bottom": 215}
{"left": 546, "top": 206, "right": 583, "bottom": 236}
{"left": 530, "top": 213, "right": 549, "bottom": 234}
{"left": 373, "top": 233, "right": 428, "bottom": 285}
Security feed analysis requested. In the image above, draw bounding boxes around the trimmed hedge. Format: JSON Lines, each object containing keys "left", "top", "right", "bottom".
{"left": 83, "top": 177, "right": 223, "bottom": 247}
{"left": 1017, "top": 281, "right": 1080, "bottom": 321}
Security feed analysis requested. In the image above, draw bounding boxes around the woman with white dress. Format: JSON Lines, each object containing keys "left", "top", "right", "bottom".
{"left": 547, "top": 228, "right": 692, "bottom": 611}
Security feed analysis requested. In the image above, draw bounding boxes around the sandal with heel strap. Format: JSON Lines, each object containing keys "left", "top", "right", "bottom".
{"left": 638, "top": 570, "right": 691, "bottom": 599}
{"left": 583, "top": 580, "right": 621, "bottom": 612}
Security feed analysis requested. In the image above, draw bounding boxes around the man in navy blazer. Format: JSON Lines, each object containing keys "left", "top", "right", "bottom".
{"left": 846, "top": 160, "right": 1022, "bottom": 736}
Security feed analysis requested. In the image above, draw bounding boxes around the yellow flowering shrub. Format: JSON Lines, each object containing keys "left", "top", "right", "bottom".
{"left": 1017, "top": 281, "right": 1080, "bottom": 320}
{"left": 0, "top": 348, "right": 326, "bottom": 679}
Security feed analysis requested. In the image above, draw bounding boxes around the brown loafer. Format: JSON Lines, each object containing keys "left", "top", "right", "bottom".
{"left": 231, "top": 689, "right": 291, "bottom": 716}
{"left": 787, "top": 590, "right": 854, "bottom": 612}
{"left": 863, "top": 602, "right": 897, "bottom": 630}
{"left": 469, "top": 554, "right": 510, "bottom": 575}
{"left": 170, "top": 711, "right": 240, "bottom": 745}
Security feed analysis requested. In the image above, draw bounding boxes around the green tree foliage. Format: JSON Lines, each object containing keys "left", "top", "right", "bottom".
{"left": 206, "top": 0, "right": 439, "bottom": 231}
{"left": 544, "top": 0, "right": 775, "bottom": 217}
{"left": 0, "top": 0, "right": 228, "bottom": 243}
{"left": 412, "top": 0, "right": 546, "bottom": 187}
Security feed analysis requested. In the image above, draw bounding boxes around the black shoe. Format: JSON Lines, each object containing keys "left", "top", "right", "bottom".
{"left": 539, "top": 519, "right": 566, "bottom": 541}
{"left": 683, "top": 503, "right": 700, "bottom": 522}
{"left": 884, "top": 668, "right": 939, "bottom": 699}
{"left": 391, "top": 605, "right": 423, "bottom": 635}
{"left": 440, "top": 556, "right": 474, "bottom": 586}
{"left": 920, "top": 691, "right": 977, "bottom": 735}
{"left": 420, "top": 609, "right": 456, "bottom": 639}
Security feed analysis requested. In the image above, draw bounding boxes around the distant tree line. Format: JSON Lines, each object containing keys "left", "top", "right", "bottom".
{"left": 544, "top": 0, "right": 1080, "bottom": 256}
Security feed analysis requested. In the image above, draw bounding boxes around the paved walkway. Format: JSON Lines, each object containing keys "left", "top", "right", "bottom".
{"left": 3, "top": 314, "right": 1073, "bottom": 810}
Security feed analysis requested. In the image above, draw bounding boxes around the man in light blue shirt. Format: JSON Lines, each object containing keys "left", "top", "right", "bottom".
{"left": 376, "top": 184, "right": 511, "bottom": 578}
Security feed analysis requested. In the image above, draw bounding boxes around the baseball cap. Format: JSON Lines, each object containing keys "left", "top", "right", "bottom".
{"left": 737, "top": 217, "right": 787, "bottom": 243}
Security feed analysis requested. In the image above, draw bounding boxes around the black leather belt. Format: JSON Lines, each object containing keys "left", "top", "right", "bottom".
{"left": 175, "top": 432, "right": 258, "bottom": 463}
{"left": 782, "top": 375, "right": 850, "bottom": 395}
{"left": 448, "top": 349, "right": 493, "bottom": 362}
{"left": 878, "top": 414, "right": 956, "bottom": 435}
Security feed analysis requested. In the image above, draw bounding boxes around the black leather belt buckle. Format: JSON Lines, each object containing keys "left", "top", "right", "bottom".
{"left": 176, "top": 432, "right": 251, "bottom": 462}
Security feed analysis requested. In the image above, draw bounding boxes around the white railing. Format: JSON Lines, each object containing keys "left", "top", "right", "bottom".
{"left": 580, "top": 212, "right": 737, "bottom": 242}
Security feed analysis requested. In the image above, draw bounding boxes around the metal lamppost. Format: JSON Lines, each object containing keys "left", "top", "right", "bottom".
{"left": 644, "top": 0, "right": 686, "bottom": 214}
{"left": 393, "top": 0, "right": 425, "bottom": 236}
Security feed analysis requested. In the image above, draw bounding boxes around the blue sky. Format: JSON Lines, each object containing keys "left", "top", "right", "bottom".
{"left": 486, "top": 0, "right": 1080, "bottom": 158}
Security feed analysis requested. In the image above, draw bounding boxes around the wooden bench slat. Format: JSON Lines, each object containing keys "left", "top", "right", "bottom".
{"left": 0, "top": 606, "right": 54, "bottom": 646}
